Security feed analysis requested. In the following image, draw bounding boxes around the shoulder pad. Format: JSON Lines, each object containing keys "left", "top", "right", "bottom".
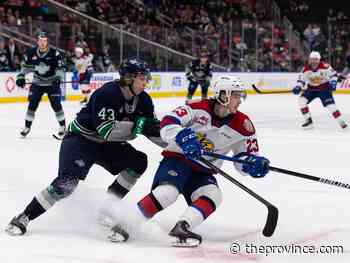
{"left": 319, "top": 62, "right": 329, "bottom": 69}
{"left": 187, "top": 99, "right": 211, "bottom": 112}
{"left": 27, "top": 47, "right": 37, "bottom": 56}
{"left": 302, "top": 64, "right": 310, "bottom": 72}
{"left": 229, "top": 111, "right": 255, "bottom": 136}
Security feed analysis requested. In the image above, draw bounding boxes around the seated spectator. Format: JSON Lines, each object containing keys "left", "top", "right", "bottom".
{"left": 0, "top": 37, "right": 11, "bottom": 72}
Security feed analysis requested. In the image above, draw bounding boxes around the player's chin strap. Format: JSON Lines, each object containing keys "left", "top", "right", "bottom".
{"left": 213, "top": 102, "right": 230, "bottom": 118}
{"left": 120, "top": 76, "right": 137, "bottom": 97}
{"left": 203, "top": 151, "right": 350, "bottom": 190}
{"left": 128, "top": 81, "right": 137, "bottom": 96}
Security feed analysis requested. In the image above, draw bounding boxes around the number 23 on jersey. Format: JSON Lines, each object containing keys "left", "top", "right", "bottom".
{"left": 247, "top": 138, "right": 259, "bottom": 153}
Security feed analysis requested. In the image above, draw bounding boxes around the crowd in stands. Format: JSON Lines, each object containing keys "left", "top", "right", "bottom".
{"left": 0, "top": 36, "right": 23, "bottom": 71}
{"left": 276, "top": 0, "right": 350, "bottom": 71}
{"left": 0, "top": 0, "right": 349, "bottom": 73}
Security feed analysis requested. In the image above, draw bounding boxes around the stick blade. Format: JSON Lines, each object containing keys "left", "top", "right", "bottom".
{"left": 262, "top": 205, "right": 278, "bottom": 237}
{"left": 252, "top": 84, "right": 262, "bottom": 93}
{"left": 252, "top": 84, "right": 292, "bottom": 94}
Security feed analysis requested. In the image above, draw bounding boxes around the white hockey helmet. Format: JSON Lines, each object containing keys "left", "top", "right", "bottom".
{"left": 309, "top": 51, "right": 321, "bottom": 60}
{"left": 213, "top": 76, "right": 246, "bottom": 106}
{"left": 74, "top": 47, "right": 84, "bottom": 57}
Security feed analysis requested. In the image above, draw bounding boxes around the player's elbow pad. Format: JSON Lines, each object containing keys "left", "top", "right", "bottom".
{"left": 147, "top": 136, "right": 168, "bottom": 148}
{"left": 160, "top": 125, "right": 183, "bottom": 144}
{"left": 105, "top": 121, "right": 135, "bottom": 141}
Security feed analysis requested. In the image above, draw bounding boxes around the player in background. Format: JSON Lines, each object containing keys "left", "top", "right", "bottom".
{"left": 5, "top": 58, "right": 166, "bottom": 236}
{"left": 16, "top": 32, "right": 66, "bottom": 138}
{"left": 109, "top": 76, "right": 270, "bottom": 247}
{"left": 72, "top": 46, "right": 94, "bottom": 105}
{"left": 292, "top": 51, "right": 348, "bottom": 130}
{"left": 185, "top": 51, "right": 212, "bottom": 101}
{"left": 0, "top": 38, "right": 11, "bottom": 72}
{"left": 338, "top": 54, "right": 350, "bottom": 82}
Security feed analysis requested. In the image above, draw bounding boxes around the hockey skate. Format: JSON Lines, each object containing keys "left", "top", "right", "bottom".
{"left": 20, "top": 127, "right": 31, "bottom": 138}
{"left": 58, "top": 125, "right": 66, "bottom": 137}
{"left": 339, "top": 120, "right": 348, "bottom": 130}
{"left": 108, "top": 224, "right": 130, "bottom": 242}
{"left": 301, "top": 117, "right": 314, "bottom": 130}
{"left": 5, "top": 213, "right": 29, "bottom": 236}
{"left": 169, "top": 220, "right": 202, "bottom": 247}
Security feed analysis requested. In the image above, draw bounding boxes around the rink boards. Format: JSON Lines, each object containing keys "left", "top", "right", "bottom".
{"left": 1, "top": 72, "right": 350, "bottom": 103}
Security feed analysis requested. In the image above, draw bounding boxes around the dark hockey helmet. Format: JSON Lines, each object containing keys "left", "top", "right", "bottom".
{"left": 118, "top": 58, "right": 151, "bottom": 81}
{"left": 37, "top": 31, "right": 48, "bottom": 40}
{"left": 36, "top": 31, "right": 49, "bottom": 52}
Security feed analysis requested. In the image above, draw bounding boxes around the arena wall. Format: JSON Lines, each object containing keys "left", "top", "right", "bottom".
{"left": 1, "top": 72, "right": 349, "bottom": 103}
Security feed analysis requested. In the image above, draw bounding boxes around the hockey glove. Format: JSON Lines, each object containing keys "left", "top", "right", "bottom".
{"left": 235, "top": 153, "right": 270, "bottom": 178}
{"left": 187, "top": 74, "right": 195, "bottom": 83}
{"left": 292, "top": 85, "right": 302, "bottom": 95}
{"left": 133, "top": 117, "right": 161, "bottom": 137}
{"left": 330, "top": 79, "right": 337, "bottom": 91}
{"left": 175, "top": 128, "right": 202, "bottom": 160}
{"left": 16, "top": 74, "right": 25, "bottom": 88}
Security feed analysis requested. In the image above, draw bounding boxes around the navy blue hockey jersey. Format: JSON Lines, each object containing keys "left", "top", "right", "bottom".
{"left": 68, "top": 80, "right": 156, "bottom": 142}
{"left": 21, "top": 47, "right": 65, "bottom": 85}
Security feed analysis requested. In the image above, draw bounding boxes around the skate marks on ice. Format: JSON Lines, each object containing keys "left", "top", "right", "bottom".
{"left": 172, "top": 226, "right": 347, "bottom": 262}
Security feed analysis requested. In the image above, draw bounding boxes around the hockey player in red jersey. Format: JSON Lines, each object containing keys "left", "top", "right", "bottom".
{"left": 109, "top": 75, "right": 270, "bottom": 247}
{"left": 72, "top": 47, "right": 94, "bottom": 105}
{"left": 292, "top": 51, "right": 347, "bottom": 130}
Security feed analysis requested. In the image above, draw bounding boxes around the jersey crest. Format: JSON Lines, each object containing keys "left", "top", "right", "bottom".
{"left": 196, "top": 132, "right": 214, "bottom": 152}
{"left": 243, "top": 119, "right": 255, "bottom": 133}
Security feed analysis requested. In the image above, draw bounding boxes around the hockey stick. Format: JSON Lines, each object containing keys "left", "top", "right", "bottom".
{"left": 204, "top": 151, "right": 350, "bottom": 190}
{"left": 52, "top": 134, "right": 63, "bottom": 140}
{"left": 252, "top": 84, "right": 294, "bottom": 94}
{"left": 199, "top": 157, "right": 278, "bottom": 237}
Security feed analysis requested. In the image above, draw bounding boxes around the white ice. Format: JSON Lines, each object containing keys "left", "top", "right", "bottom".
{"left": 0, "top": 94, "right": 349, "bottom": 263}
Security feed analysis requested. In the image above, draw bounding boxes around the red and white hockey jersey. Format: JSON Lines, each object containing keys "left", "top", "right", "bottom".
{"left": 72, "top": 54, "right": 93, "bottom": 75}
{"left": 297, "top": 62, "right": 337, "bottom": 90}
{"left": 160, "top": 100, "right": 260, "bottom": 175}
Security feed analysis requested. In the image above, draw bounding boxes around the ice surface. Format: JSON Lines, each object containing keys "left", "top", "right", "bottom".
{"left": 0, "top": 94, "right": 349, "bottom": 262}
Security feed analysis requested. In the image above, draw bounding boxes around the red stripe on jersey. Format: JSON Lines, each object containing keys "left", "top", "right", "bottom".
{"left": 307, "top": 82, "right": 329, "bottom": 90}
{"left": 228, "top": 111, "right": 256, "bottom": 136}
{"left": 137, "top": 195, "right": 160, "bottom": 218}
{"left": 333, "top": 110, "right": 341, "bottom": 119}
{"left": 303, "top": 61, "right": 329, "bottom": 72}
{"left": 160, "top": 116, "right": 181, "bottom": 128}
{"left": 192, "top": 196, "right": 216, "bottom": 219}
{"left": 187, "top": 99, "right": 212, "bottom": 112}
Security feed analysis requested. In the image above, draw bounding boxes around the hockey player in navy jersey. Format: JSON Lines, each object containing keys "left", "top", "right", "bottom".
{"left": 5, "top": 58, "right": 166, "bottom": 236}
{"left": 109, "top": 76, "right": 270, "bottom": 247}
{"left": 185, "top": 51, "right": 213, "bottom": 101}
{"left": 16, "top": 32, "right": 66, "bottom": 138}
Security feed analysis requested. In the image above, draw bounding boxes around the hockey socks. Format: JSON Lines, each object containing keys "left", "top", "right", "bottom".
{"left": 24, "top": 197, "right": 47, "bottom": 221}
{"left": 137, "top": 192, "right": 163, "bottom": 219}
{"left": 180, "top": 196, "right": 216, "bottom": 229}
